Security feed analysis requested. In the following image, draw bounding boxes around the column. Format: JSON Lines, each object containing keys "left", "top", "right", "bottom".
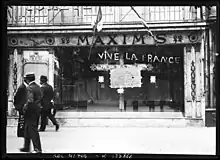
{"left": 195, "top": 45, "right": 202, "bottom": 118}
{"left": 184, "top": 45, "right": 192, "bottom": 117}
{"left": 119, "top": 53, "right": 125, "bottom": 111}
{"left": 8, "top": 48, "right": 23, "bottom": 116}
{"left": 8, "top": 52, "right": 14, "bottom": 116}
{"left": 200, "top": 34, "right": 206, "bottom": 121}
{"left": 48, "top": 49, "right": 54, "bottom": 87}
{"left": 209, "top": 29, "right": 215, "bottom": 108}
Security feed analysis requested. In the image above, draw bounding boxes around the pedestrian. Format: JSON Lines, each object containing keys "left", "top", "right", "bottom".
{"left": 20, "top": 72, "right": 43, "bottom": 153}
{"left": 39, "top": 75, "right": 59, "bottom": 132}
{"left": 14, "top": 75, "right": 28, "bottom": 137}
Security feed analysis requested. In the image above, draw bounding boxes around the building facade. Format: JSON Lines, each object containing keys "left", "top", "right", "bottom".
{"left": 7, "top": 6, "right": 217, "bottom": 127}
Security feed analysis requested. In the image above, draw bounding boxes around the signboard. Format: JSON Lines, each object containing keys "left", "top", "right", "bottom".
{"left": 110, "top": 66, "right": 142, "bottom": 88}
{"left": 23, "top": 50, "right": 49, "bottom": 63}
{"left": 8, "top": 31, "right": 201, "bottom": 47}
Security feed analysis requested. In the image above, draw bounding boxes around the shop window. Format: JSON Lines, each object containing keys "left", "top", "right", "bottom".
{"left": 54, "top": 46, "right": 184, "bottom": 112}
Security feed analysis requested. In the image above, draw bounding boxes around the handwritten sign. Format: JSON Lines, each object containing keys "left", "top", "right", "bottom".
{"left": 97, "top": 52, "right": 181, "bottom": 64}
{"left": 110, "top": 66, "right": 142, "bottom": 88}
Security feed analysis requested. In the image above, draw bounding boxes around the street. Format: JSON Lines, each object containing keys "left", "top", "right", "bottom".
{"left": 6, "top": 126, "right": 216, "bottom": 155}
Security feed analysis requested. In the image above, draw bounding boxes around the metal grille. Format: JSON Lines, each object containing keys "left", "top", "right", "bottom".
{"left": 7, "top": 6, "right": 200, "bottom": 26}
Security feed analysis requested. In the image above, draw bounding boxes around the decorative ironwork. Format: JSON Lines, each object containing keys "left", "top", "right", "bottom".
{"left": 13, "top": 62, "right": 18, "bottom": 96}
{"left": 191, "top": 61, "right": 196, "bottom": 101}
{"left": 7, "top": 6, "right": 200, "bottom": 26}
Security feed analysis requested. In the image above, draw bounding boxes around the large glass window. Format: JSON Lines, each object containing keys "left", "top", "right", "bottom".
{"left": 54, "top": 45, "right": 184, "bottom": 112}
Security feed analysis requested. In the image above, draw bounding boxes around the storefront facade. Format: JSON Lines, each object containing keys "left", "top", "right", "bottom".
{"left": 7, "top": 6, "right": 217, "bottom": 127}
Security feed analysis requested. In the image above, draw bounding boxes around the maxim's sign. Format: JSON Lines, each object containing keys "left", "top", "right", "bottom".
{"left": 8, "top": 31, "right": 201, "bottom": 47}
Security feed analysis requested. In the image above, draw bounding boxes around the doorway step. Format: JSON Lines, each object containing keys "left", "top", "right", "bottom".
{"left": 7, "top": 112, "right": 204, "bottom": 127}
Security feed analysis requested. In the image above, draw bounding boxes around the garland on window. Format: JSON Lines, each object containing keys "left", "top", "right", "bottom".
{"left": 90, "top": 63, "right": 154, "bottom": 71}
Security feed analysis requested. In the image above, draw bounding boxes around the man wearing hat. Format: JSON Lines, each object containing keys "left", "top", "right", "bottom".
{"left": 20, "top": 72, "right": 43, "bottom": 153}
{"left": 39, "top": 75, "right": 59, "bottom": 132}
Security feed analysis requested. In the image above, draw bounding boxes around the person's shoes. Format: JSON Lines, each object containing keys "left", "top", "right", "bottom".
{"left": 32, "top": 149, "right": 42, "bottom": 154}
{"left": 55, "top": 124, "right": 59, "bottom": 131}
{"left": 20, "top": 148, "right": 30, "bottom": 152}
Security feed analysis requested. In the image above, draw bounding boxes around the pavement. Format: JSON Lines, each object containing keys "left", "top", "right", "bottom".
{"left": 6, "top": 126, "right": 216, "bottom": 155}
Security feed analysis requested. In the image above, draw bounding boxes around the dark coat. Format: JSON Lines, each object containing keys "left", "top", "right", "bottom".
{"left": 14, "top": 83, "right": 27, "bottom": 114}
{"left": 41, "top": 83, "right": 54, "bottom": 110}
{"left": 23, "top": 82, "right": 43, "bottom": 123}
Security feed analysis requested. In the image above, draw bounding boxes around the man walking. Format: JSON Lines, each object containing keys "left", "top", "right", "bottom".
{"left": 39, "top": 75, "right": 59, "bottom": 132}
{"left": 20, "top": 73, "right": 43, "bottom": 153}
{"left": 14, "top": 75, "right": 28, "bottom": 137}
{"left": 14, "top": 75, "right": 28, "bottom": 114}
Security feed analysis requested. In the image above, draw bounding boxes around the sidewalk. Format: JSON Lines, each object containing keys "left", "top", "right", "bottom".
{"left": 6, "top": 126, "right": 216, "bottom": 155}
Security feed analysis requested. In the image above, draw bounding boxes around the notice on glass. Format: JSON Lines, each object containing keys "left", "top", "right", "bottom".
{"left": 110, "top": 66, "right": 142, "bottom": 88}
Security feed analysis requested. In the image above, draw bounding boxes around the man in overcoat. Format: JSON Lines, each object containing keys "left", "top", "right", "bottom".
{"left": 20, "top": 73, "right": 43, "bottom": 153}
{"left": 39, "top": 75, "right": 59, "bottom": 132}
{"left": 14, "top": 75, "right": 28, "bottom": 138}
{"left": 14, "top": 76, "right": 28, "bottom": 114}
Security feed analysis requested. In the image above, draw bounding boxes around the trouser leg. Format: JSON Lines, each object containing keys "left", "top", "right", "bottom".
{"left": 47, "top": 109, "right": 58, "bottom": 125}
{"left": 39, "top": 111, "right": 47, "bottom": 130}
{"left": 23, "top": 123, "right": 31, "bottom": 150}
{"left": 29, "top": 123, "right": 42, "bottom": 152}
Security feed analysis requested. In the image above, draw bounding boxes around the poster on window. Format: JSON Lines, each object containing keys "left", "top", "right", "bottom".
{"left": 110, "top": 66, "right": 142, "bottom": 88}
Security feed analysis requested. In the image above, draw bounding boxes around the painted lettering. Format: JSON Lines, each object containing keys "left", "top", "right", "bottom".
{"left": 132, "top": 35, "right": 145, "bottom": 44}
{"left": 77, "top": 35, "right": 89, "bottom": 45}
{"left": 126, "top": 53, "right": 130, "bottom": 60}
{"left": 94, "top": 36, "right": 104, "bottom": 45}
{"left": 106, "top": 52, "right": 113, "bottom": 59}
{"left": 98, "top": 53, "right": 104, "bottom": 59}
{"left": 148, "top": 54, "right": 153, "bottom": 63}
{"left": 142, "top": 54, "right": 146, "bottom": 61}
{"left": 161, "top": 56, "right": 168, "bottom": 63}
{"left": 175, "top": 57, "right": 181, "bottom": 64}
{"left": 114, "top": 53, "right": 119, "bottom": 61}
{"left": 107, "top": 35, "right": 118, "bottom": 45}
{"left": 168, "top": 57, "right": 174, "bottom": 63}
{"left": 131, "top": 54, "right": 138, "bottom": 61}
{"left": 123, "top": 34, "right": 127, "bottom": 45}
{"left": 155, "top": 34, "right": 166, "bottom": 44}
{"left": 153, "top": 56, "right": 161, "bottom": 63}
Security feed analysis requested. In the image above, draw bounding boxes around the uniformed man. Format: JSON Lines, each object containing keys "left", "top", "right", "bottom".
{"left": 20, "top": 73, "right": 42, "bottom": 153}
{"left": 39, "top": 75, "right": 59, "bottom": 132}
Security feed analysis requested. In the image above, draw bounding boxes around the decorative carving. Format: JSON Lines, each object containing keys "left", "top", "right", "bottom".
{"left": 188, "top": 33, "right": 198, "bottom": 43}
{"left": 191, "top": 61, "right": 196, "bottom": 101}
{"left": 28, "top": 38, "right": 45, "bottom": 46}
{"left": 46, "top": 37, "right": 55, "bottom": 45}
{"left": 10, "top": 37, "right": 18, "bottom": 45}
{"left": 13, "top": 62, "right": 17, "bottom": 96}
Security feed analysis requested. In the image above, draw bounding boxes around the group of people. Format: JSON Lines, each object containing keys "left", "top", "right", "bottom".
{"left": 13, "top": 73, "right": 59, "bottom": 153}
